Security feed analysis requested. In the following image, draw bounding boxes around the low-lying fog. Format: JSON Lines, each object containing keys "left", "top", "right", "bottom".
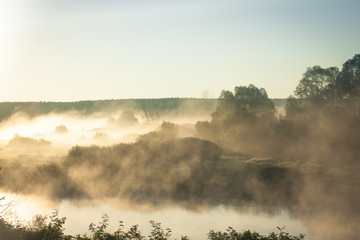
{"left": 0, "top": 109, "right": 207, "bottom": 154}
{"left": 0, "top": 97, "right": 359, "bottom": 240}
{"left": 0, "top": 106, "right": 305, "bottom": 239}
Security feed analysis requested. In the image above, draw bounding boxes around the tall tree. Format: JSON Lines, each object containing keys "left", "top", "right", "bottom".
{"left": 218, "top": 90, "right": 235, "bottom": 109}
{"left": 294, "top": 65, "right": 339, "bottom": 101}
{"left": 234, "top": 84, "right": 274, "bottom": 112}
{"left": 337, "top": 54, "right": 360, "bottom": 98}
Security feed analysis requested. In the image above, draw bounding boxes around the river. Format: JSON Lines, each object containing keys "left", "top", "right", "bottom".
{"left": 7, "top": 195, "right": 308, "bottom": 239}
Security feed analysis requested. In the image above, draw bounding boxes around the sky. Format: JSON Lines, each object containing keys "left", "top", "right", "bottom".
{"left": 1, "top": 0, "right": 360, "bottom": 101}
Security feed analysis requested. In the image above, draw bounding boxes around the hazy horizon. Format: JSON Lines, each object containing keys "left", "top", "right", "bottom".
{"left": 1, "top": 0, "right": 360, "bottom": 101}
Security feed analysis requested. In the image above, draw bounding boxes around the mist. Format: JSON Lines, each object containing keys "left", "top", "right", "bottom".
{"left": 1, "top": 117, "right": 358, "bottom": 239}
{"left": 1, "top": 55, "right": 360, "bottom": 240}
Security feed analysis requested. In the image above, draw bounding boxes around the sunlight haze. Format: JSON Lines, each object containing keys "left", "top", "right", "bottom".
{"left": 1, "top": 2, "right": 360, "bottom": 239}
{"left": 1, "top": 0, "right": 360, "bottom": 101}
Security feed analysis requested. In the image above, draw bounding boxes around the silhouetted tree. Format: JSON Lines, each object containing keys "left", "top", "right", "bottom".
{"left": 218, "top": 90, "right": 236, "bottom": 110}
{"left": 337, "top": 54, "right": 360, "bottom": 98}
{"left": 294, "top": 65, "right": 339, "bottom": 101}
{"left": 217, "top": 85, "right": 275, "bottom": 114}
{"left": 285, "top": 96, "right": 303, "bottom": 117}
{"left": 196, "top": 84, "right": 276, "bottom": 154}
{"left": 293, "top": 54, "right": 360, "bottom": 102}
{"left": 234, "top": 84, "right": 275, "bottom": 112}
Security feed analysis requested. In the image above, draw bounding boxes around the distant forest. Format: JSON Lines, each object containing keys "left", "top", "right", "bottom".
{"left": 0, "top": 98, "right": 287, "bottom": 122}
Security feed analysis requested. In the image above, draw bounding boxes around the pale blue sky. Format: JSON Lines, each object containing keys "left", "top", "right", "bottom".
{"left": 1, "top": 0, "right": 359, "bottom": 101}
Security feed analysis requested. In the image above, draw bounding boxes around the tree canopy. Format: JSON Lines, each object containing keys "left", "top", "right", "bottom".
{"left": 294, "top": 54, "right": 360, "bottom": 101}
{"left": 218, "top": 84, "right": 275, "bottom": 113}
{"left": 294, "top": 66, "right": 339, "bottom": 101}
{"left": 337, "top": 54, "right": 360, "bottom": 98}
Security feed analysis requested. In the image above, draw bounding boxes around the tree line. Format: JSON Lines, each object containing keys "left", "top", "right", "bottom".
{"left": 196, "top": 54, "right": 360, "bottom": 166}
{"left": 0, "top": 98, "right": 218, "bottom": 122}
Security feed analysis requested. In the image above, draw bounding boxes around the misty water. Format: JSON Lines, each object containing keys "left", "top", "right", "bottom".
{"left": 8, "top": 195, "right": 308, "bottom": 239}
{"left": 0, "top": 109, "right": 307, "bottom": 239}
{"left": 1, "top": 97, "right": 360, "bottom": 240}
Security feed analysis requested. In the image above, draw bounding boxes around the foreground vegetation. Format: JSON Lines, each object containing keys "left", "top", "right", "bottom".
{"left": 0, "top": 211, "right": 305, "bottom": 240}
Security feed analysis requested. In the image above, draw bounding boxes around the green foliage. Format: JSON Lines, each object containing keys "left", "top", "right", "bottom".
{"left": 0, "top": 213, "right": 195, "bottom": 240}
{"left": 40, "top": 210, "right": 67, "bottom": 240}
{"left": 293, "top": 54, "right": 360, "bottom": 101}
{"left": 196, "top": 84, "right": 276, "bottom": 155}
{"left": 207, "top": 226, "right": 305, "bottom": 240}
{"left": 0, "top": 210, "right": 70, "bottom": 240}
{"left": 218, "top": 84, "right": 274, "bottom": 114}
{"left": 89, "top": 214, "right": 110, "bottom": 240}
{"left": 219, "top": 90, "right": 236, "bottom": 110}
{"left": 195, "top": 53, "right": 360, "bottom": 164}
{"left": 294, "top": 66, "right": 339, "bottom": 101}
{"left": 233, "top": 84, "right": 275, "bottom": 112}
{"left": 148, "top": 221, "right": 172, "bottom": 240}
{"left": 114, "top": 221, "right": 144, "bottom": 240}
{"left": 0, "top": 212, "right": 307, "bottom": 240}
{"left": 88, "top": 215, "right": 145, "bottom": 240}
{"left": 281, "top": 54, "right": 360, "bottom": 165}
{"left": 337, "top": 54, "right": 360, "bottom": 98}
